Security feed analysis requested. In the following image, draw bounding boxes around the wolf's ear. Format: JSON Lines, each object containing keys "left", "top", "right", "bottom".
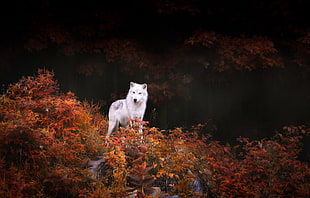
{"left": 142, "top": 83, "right": 147, "bottom": 90}
{"left": 130, "top": 82, "right": 135, "bottom": 88}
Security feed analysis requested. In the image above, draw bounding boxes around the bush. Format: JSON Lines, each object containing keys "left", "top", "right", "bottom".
{"left": 0, "top": 69, "right": 309, "bottom": 197}
{"left": 0, "top": 69, "right": 107, "bottom": 197}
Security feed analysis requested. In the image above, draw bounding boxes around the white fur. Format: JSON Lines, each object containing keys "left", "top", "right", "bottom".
{"left": 107, "top": 82, "right": 148, "bottom": 137}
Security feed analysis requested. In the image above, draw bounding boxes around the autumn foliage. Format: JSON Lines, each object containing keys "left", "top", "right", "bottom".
{"left": 0, "top": 70, "right": 309, "bottom": 197}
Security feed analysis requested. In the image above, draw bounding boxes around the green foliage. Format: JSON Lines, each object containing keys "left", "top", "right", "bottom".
{"left": 0, "top": 69, "right": 309, "bottom": 197}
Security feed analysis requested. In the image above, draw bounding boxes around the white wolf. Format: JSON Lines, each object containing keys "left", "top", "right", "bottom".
{"left": 107, "top": 82, "right": 148, "bottom": 137}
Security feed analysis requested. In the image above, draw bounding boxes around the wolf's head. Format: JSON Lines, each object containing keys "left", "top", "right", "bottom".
{"left": 127, "top": 82, "right": 148, "bottom": 104}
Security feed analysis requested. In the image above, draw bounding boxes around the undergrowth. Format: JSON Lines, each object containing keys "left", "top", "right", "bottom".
{"left": 0, "top": 69, "right": 309, "bottom": 197}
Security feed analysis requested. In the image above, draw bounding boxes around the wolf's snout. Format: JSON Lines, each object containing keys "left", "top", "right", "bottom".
{"left": 133, "top": 98, "right": 137, "bottom": 103}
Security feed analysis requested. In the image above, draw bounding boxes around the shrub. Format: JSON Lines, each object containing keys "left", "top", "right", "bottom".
{"left": 0, "top": 69, "right": 309, "bottom": 197}
{"left": 0, "top": 69, "right": 107, "bottom": 197}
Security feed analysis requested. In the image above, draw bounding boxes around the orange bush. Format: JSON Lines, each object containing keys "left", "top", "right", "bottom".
{"left": 0, "top": 69, "right": 108, "bottom": 197}
{"left": 0, "top": 69, "right": 309, "bottom": 197}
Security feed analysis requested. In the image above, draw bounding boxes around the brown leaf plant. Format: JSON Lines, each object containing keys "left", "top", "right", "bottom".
{"left": 0, "top": 69, "right": 108, "bottom": 197}
{"left": 126, "top": 162, "right": 156, "bottom": 198}
{"left": 98, "top": 121, "right": 207, "bottom": 198}
{"left": 1, "top": 69, "right": 309, "bottom": 198}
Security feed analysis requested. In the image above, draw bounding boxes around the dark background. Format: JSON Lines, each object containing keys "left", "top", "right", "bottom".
{"left": 0, "top": 0, "right": 309, "bottom": 147}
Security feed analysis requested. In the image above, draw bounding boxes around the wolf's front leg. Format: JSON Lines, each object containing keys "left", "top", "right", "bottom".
{"left": 137, "top": 115, "right": 144, "bottom": 134}
{"left": 107, "top": 119, "right": 118, "bottom": 137}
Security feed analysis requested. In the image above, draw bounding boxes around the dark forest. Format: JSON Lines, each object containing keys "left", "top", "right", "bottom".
{"left": 0, "top": 0, "right": 309, "bottom": 197}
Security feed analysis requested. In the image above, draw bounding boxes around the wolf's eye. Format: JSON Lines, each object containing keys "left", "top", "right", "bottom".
{"left": 132, "top": 91, "right": 135, "bottom": 94}
{"left": 138, "top": 92, "right": 142, "bottom": 95}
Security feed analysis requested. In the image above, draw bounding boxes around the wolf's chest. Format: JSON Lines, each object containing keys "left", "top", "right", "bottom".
{"left": 128, "top": 107, "right": 143, "bottom": 117}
